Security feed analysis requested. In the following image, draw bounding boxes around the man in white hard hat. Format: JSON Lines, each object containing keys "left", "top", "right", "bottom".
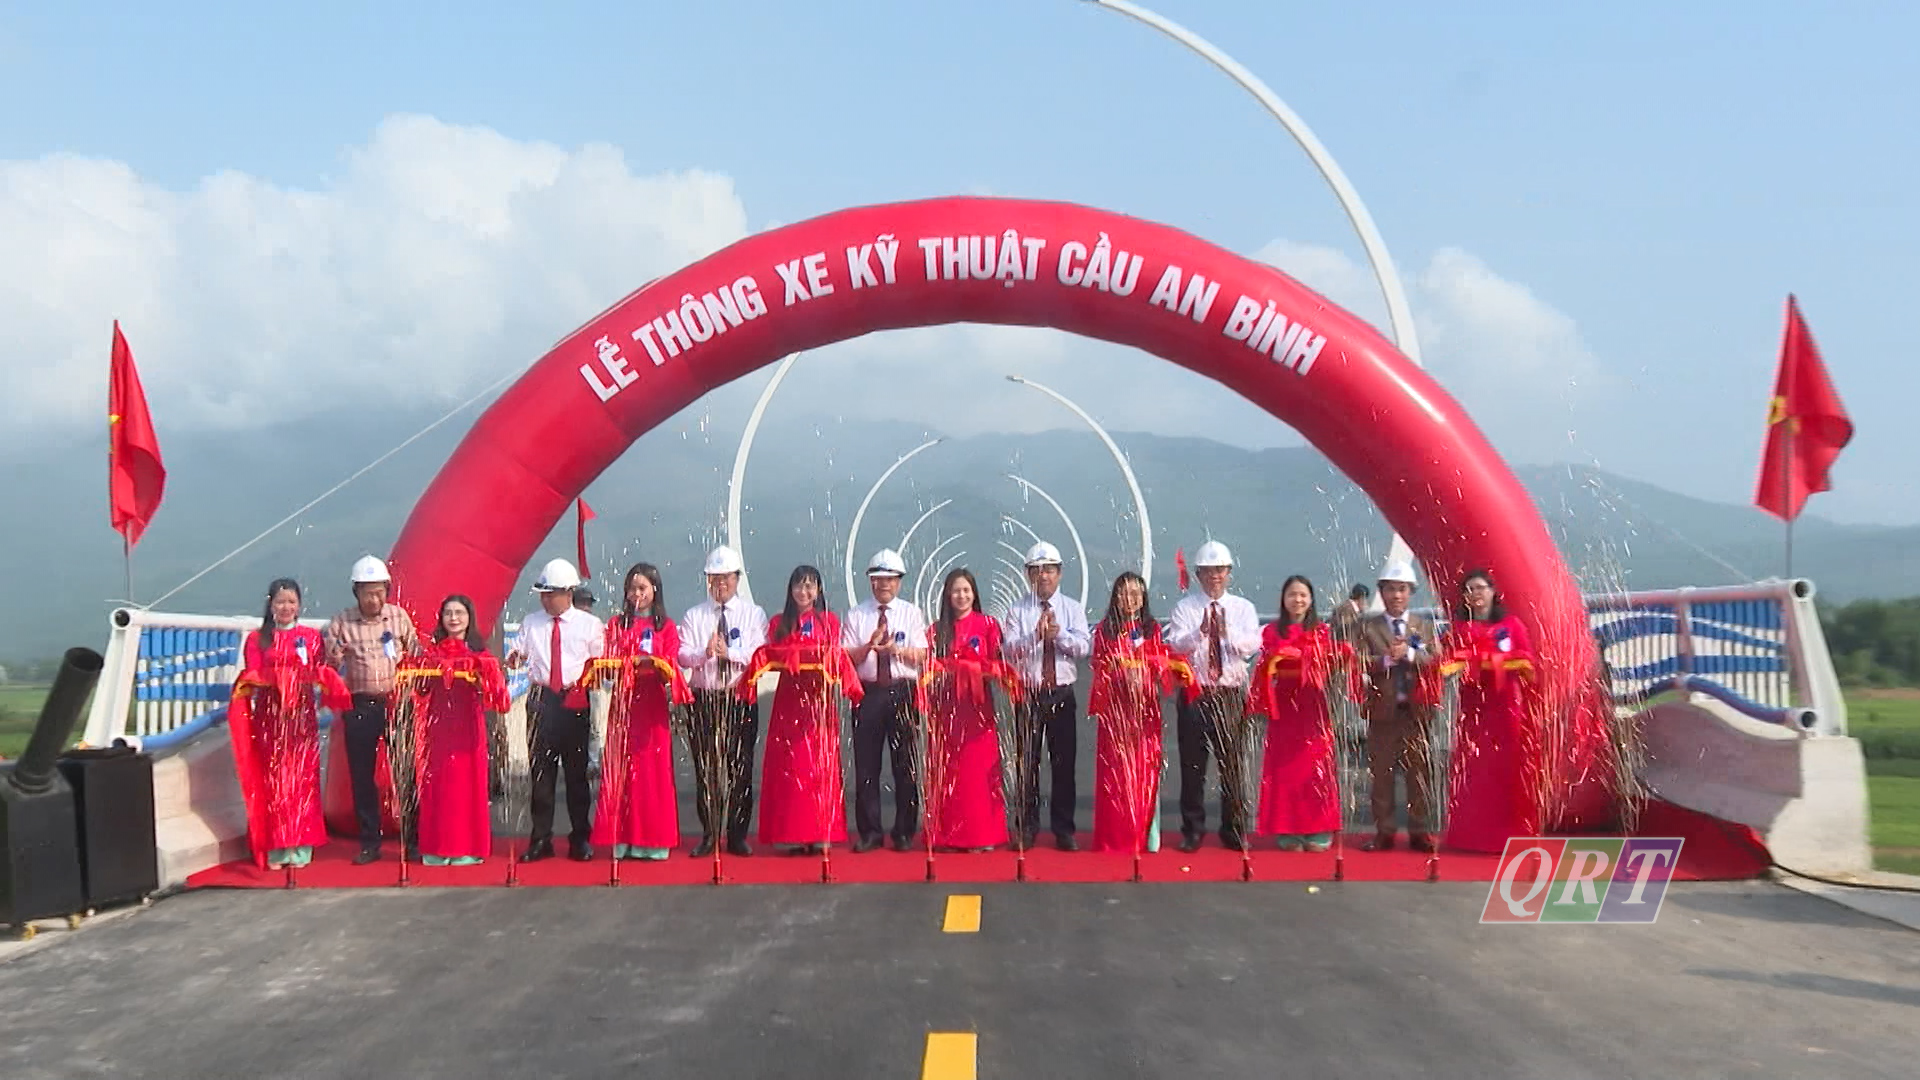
{"left": 324, "top": 555, "right": 421, "bottom": 864}
{"left": 1165, "top": 540, "right": 1262, "bottom": 853}
{"left": 506, "top": 558, "right": 605, "bottom": 861}
{"left": 1356, "top": 559, "right": 1438, "bottom": 853}
{"left": 677, "top": 545, "right": 770, "bottom": 858}
{"left": 841, "top": 548, "right": 930, "bottom": 852}
{"left": 1001, "top": 540, "right": 1092, "bottom": 851}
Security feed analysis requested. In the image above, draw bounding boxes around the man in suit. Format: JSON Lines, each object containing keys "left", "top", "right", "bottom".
{"left": 1356, "top": 560, "right": 1438, "bottom": 852}
{"left": 1329, "top": 583, "right": 1371, "bottom": 648}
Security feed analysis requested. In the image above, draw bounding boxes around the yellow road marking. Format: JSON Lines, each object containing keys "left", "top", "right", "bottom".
{"left": 923, "top": 1032, "right": 977, "bottom": 1080}
{"left": 942, "top": 894, "right": 981, "bottom": 933}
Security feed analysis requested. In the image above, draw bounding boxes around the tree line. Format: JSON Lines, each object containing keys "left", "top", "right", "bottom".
{"left": 1823, "top": 597, "right": 1920, "bottom": 687}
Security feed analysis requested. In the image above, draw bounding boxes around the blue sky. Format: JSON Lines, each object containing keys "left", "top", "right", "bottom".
{"left": 3, "top": 0, "right": 1914, "bottom": 525}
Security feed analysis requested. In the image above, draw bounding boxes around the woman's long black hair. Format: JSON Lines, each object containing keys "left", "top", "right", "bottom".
{"left": 773, "top": 565, "right": 829, "bottom": 642}
{"left": 933, "top": 567, "right": 982, "bottom": 657}
{"left": 258, "top": 578, "right": 302, "bottom": 651}
{"left": 1454, "top": 567, "right": 1508, "bottom": 623}
{"left": 1098, "top": 570, "right": 1159, "bottom": 639}
{"left": 619, "top": 562, "right": 668, "bottom": 628}
{"left": 1274, "top": 574, "right": 1321, "bottom": 631}
{"left": 434, "top": 594, "right": 488, "bottom": 652}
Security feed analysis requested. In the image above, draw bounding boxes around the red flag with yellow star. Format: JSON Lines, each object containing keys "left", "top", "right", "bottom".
{"left": 1754, "top": 296, "right": 1852, "bottom": 521}
{"left": 109, "top": 321, "right": 167, "bottom": 546}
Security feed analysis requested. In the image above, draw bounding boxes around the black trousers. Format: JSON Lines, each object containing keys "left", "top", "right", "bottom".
{"left": 852, "top": 680, "right": 920, "bottom": 843}
{"left": 689, "top": 689, "right": 761, "bottom": 845}
{"left": 1177, "top": 687, "right": 1253, "bottom": 844}
{"left": 1014, "top": 685, "right": 1079, "bottom": 841}
{"left": 343, "top": 694, "right": 392, "bottom": 844}
{"left": 528, "top": 687, "right": 593, "bottom": 847}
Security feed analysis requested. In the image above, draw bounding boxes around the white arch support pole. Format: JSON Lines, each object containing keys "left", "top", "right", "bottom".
{"left": 843, "top": 438, "right": 943, "bottom": 604}
{"left": 1079, "top": 0, "right": 1421, "bottom": 570}
{"left": 924, "top": 549, "right": 970, "bottom": 620}
{"left": 898, "top": 499, "right": 954, "bottom": 561}
{"left": 1005, "top": 376, "right": 1155, "bottom": 588}
{"left": 914, "top": 533, "right": 967, "bottom": 619}
{"left": 725, "top": 352, "right": 801, "bottom": 606}
{"left": 1006, "top": 474, "right": 1091, "bottom": 609}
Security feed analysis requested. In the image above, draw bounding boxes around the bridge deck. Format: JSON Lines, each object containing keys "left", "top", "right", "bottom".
{"left": 1, "top": 881, "right": 1914, "bottom": 1078}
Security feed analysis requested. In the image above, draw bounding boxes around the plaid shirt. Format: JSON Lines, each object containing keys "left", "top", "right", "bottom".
{"left": 324, "top": 604, "right": 421, "bottom": 695}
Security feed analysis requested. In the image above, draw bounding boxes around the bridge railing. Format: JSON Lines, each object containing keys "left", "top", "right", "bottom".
{"left": 81, "top": 579, "right": 1845, "bottom": 750}
{"left": 1584, "top": 579, "right": 1842, "bottom": 734}
{"left": 80, "top": 608, "right": 530, "bottom": 751}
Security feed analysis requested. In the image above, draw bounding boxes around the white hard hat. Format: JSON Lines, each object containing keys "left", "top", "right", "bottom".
{"left": 866, "top": 548, "right": 907, "bottom": 577}
{"left": 1193, "top": 540, "right": 1234, "bottom": 568}
{"left": 350, "top": 556, "right": 391, "bottom": 584}
{"left": 1376, "top": 559, "right": 1419, "bottom": 586}
{"left": 533, "top": 558, "right": 583, "bottom": 592}
{"left": 703, "top": 545, "right": 744, "bottom": 575}
{"left": 1024, "top": 541, "right": 1063, "bottom": 567}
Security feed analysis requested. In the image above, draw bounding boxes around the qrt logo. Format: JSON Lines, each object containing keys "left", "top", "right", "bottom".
{"left": 1480, "top": 838, "right": 1684, "bottom": 924}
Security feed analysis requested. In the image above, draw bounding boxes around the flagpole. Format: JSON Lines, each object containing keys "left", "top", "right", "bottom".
{"left": 1782, "top": 419, "right": 1794, "bottom": 579}
{"left": 124, "top": 535, "right": 134, "bottom": 604}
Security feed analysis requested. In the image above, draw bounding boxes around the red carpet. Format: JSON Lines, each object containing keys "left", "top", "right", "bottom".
{"left": 186, "top": 804, "right": 1766, "bottom": 889}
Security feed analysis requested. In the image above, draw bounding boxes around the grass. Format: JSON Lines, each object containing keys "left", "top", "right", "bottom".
{"left": 0, "top": 684, "right": 51, "bottom": 759}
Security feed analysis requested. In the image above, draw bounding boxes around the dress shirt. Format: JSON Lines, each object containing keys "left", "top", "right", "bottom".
{"left": 1165, "top": 589, "right": 1263, "bottom": 688}
{"left": 1001, "top": 590, "right": 1092, "bottom": 687}
{"left": 841, "top": 597, "right": 929, "bottom": 683}
{"left": 678, "top": 594, "right": 770, "bottom": 690}
{"left": 512, "top": 606, "right": 604, "bottom": 689}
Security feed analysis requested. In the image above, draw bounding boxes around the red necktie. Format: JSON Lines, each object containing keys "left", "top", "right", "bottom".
{"left": 1207, "top": 601, "right": 1224, "bottom": 681}
{"left": 875, "top": 605, "right": 892, "bottom": 683}
{"left": 1040, "top": 599, "right": 1057, "bottom": 689}
{"left": 548, "top": 615, "right": 566, "bottom": 692}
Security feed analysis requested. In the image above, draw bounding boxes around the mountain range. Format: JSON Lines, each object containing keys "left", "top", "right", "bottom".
{"left": 5, "top": 402, "right": 1912, "bottom": 664}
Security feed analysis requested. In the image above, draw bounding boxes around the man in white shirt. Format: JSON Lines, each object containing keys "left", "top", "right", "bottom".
{"left": 1001, "top": 541, "right": 1092, "bottom": 851}
{"left": 841, "top": 549, "right": 929, "bottom": 852}
{"left": 677, "top": 545, "right": 770, "bottom": 858}
{"left": 1355, "top": 559, "right": 1439, "bottom": 853}
{"left": 1165, "top": 541, "right": 1263, "bottom": 853}
{"left": 506, "top": 558, "right": 605, "bottom": 862}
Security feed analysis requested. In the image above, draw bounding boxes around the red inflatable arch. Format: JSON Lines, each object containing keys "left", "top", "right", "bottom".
{"left": 389, "top": 196, "right": 1614, "bottom": 830}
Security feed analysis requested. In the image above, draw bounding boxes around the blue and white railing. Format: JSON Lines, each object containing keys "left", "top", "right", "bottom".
{"left": 1586, "top": 579, "right": 1843, "bottom": 734}
{"left": 81, "top": 608, "right": 530, "bottom": 752}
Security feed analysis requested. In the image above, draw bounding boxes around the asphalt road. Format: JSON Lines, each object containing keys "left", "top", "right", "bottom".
{"left": 1, "top": 880, "right": 1916, "bottom": 1079}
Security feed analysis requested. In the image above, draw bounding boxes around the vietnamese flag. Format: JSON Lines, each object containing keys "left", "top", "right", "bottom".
{"left": 108, "top": 321, "right": 167, "bottom": 546}
{"left": 575, "top": 497, "right": 596, "bottom": 579}
{"left": 1754, "top": 296, "right": 1853, "bottom": 521}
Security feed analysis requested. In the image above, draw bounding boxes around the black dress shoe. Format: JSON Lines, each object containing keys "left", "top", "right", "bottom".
{"left": 1177, "top": 835, "right": 1203, "bottom": 854}
{"left": 519, "top": 840, "right": 555, "bottom": 863}
{"left": 1408, "top": 835, "right": 1437, "bottom": 854}
{"left": 352, "top": 843, "right": 382, "bottom": 866}
{"left": 1054, "top": 833, "right": 1079, "bottom": 852}
{"left": 1361, "top": 833, "right": 1396, "bottom": 852}
{"left": 889, "top": 835, "right": 915, "bottom": 853}
{"left": 568, "top": 842, "right": 595, "bottom": 862}
{"left": 1219, "top": 833, "right": 1247, "bottom": 852}
{"left": 851, "top": 836, "right": 882, "bottom": 854}
{"left": 726, "top": 839, "right": 753, "bottom": 857}
{"left": 690, "top": 837, "right": 716, "bottom": 858}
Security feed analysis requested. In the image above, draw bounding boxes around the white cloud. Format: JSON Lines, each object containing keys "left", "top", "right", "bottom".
{"left": 0, "top": 112, "right": 1610, "bottom": 474}
{"left": 0, "top": 114, "right": 749, "bottom": 454}
{"left": 1254, "top": 239, "right": 1615, "bottom": 462}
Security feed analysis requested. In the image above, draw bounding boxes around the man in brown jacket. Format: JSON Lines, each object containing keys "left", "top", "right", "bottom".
{"left": 1354, "top": 560, "right": 1437, "bottom": 852}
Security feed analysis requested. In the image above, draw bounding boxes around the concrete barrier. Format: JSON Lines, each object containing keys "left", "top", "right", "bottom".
{"left": 1637, "top": 698, "right": 1871, "bottom": 876}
